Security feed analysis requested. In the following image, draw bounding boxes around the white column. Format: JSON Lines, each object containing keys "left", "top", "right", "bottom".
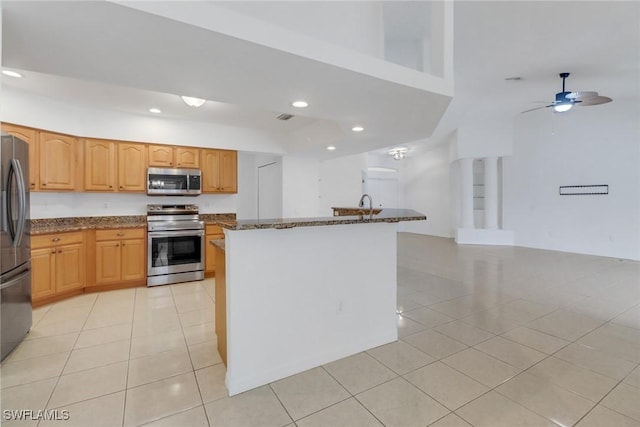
{"left": 459, "top": 158, "right": 474, "bottom": 228}
{"left": 483, "top": 156, "right": 499, "bottom": 229}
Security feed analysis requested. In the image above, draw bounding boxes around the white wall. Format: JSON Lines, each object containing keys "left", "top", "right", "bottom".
{"left": 400, "top": 143, "right": 453, "bottom": 237}
{"left": 318, "top": 153, "right": 367, "bottom": 216}
{"left": 1, "top": 88, "right": 287, "bottom": 153}
{"left": 30, "top": 192, "right": 236, "bottom": 219}
{"left": 215, "top": 1, "right": 383, "bottom": 58}
{"left": 504, "top": 98, "right": 640, "bottom": 260}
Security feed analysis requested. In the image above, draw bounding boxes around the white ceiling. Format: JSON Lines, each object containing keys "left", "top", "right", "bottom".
{"left": 2, "top": 1, "right": 638, "bottom": 160}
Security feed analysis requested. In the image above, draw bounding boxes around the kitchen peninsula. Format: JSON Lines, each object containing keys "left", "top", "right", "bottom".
{"left": 213, "top": 209, "right": 426, "bottom": 395}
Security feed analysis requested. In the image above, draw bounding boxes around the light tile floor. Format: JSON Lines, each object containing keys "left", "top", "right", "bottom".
{"left": 1, "top": 233, "right": 639, "bottom": 426}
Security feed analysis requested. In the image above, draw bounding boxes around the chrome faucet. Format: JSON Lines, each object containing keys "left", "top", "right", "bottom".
{"left": 358, "top": 194, "right": 373, "bottom": 218}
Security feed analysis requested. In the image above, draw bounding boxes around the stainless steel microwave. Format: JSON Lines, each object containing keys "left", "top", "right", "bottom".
{"left": 147, "top": 167, "right": 202, "bottom": 196}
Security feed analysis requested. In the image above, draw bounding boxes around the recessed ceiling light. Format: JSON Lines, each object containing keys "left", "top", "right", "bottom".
{"left": 181, "top": 96, "right": 206, "bottom": 107}
{"left": 291, "top": 100, "right": 308, "bottom": 108}
{"left": 149, "top": 108, "right": 162, "bottom": 114}
{"left": 352, "top": 126, "right": 364, "bottom": 132}
{"left": 2, "top": 70, "right": 23, "bottom": 78}
{"left": 326, "top": 146, "right": 336, "bottom": 151}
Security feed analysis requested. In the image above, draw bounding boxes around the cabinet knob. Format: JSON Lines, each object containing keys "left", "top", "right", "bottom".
{"left": 109, "top": 185, "right": 113, "bottom": 189}
{"left": 57, "top": 250, "right": 62, "bottom": 254}
{"left": 51, "top": 250, "right": 56, "bottom": 254}
{"left": 42, "top": 183, "right": 47, "bottom": 186}
{"left": 116, "top": 244, "right": 119, "bottom": 247}
{"left": 119, "top": 186, "right": 123, "bottom": 189}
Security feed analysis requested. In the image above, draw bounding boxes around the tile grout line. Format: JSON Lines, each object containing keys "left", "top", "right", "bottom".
{"left": 36, "top": 293, "right": 101, "bottom": 426}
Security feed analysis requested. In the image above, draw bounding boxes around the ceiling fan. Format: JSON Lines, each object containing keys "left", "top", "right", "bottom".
{"left": 521, "top": 72, "right": 612, "bottom": 114}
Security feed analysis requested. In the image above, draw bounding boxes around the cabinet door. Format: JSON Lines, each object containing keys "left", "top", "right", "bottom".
{"left": 2, "top": 123, "right": 39, "bottom": 190}
{"left": 55, "top": 243, "right": 85, "bottom": 292}
{"left": 175, "top": 147, "right": 200, "bottom": 168}
{"left": 148, "top": 144, "right": 174, "bottom": 167}
{"left": 31, "top": 247, "right": 56, "bottom": 301}
{"left": 201, "top": 149, "right": 221, "bottom": 192}
{"left": 118, "top": 142, "right": 147, "bottom": 192}
{"left": 95, "top": 241, "right": 121, "bottom": 284}
{"left": 85, "top": 139, "right": 116, "bottom": 191}
{"left": 121, "top": 238, "right": 145, "bottom": 281}
{"left": 39, "top": 132, "right": 77, "bottom": 190}
{"left": 219, "top": 150, "right": 237, "bottom": 193}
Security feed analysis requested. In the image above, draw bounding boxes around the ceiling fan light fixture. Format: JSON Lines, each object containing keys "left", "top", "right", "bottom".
{"left": 181, "top": 96, "right": 207, "bottom": 108}
{"left": 553, "top": 103, "right": 573, "bottom": 113}
{"left": 389, "top": 147, "right": 408, "bottom": 160}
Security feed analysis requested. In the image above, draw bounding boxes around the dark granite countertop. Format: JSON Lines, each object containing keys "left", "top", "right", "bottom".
{"left": 30, "top": 213, "right": 236, "bottom": 235}
{"left": 216, "top": 209, "right": 426, "bottom": 231}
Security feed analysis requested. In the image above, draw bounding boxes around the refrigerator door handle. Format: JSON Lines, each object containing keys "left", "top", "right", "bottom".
{"left": 9, "top": 159, "right": 27, "bottom": 247}
{"left": 0, "top": 269, "right": 30, "bottom": 290}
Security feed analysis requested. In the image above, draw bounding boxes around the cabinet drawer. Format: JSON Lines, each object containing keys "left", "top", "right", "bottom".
{"left": 95, "top": 228, "right": 145, "bottom": 241}
{"left": 32, "top": 231, "right": 84, "bottom": 249}
{"left": 206, "top": 225, "right": 224, "bottom": 235}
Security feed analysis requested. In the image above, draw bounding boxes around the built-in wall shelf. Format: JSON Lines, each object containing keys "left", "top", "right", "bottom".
{"left": 559, "top": 185, "right": 609, "bottom": 196}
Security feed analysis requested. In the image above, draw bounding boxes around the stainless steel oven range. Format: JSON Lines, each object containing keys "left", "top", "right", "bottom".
{"left": 146, "top": 204, "right": 204, "bottom": 286}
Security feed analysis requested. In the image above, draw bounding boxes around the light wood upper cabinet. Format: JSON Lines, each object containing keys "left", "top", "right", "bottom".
{"left": 118, "top": 142, "right": 147, "bottom": 192}
{"left": 38, "top": 131, "right": 79, "bottom": 191}
{"left": 201, "top": 149, "right": 237, "bottom": 193}
{"left": 148, "top": 144, "right": 200, "bottom": 168}
{"left": 1, "top": 123, "right": 39, "bottom": 190}
{"left": 85, "top": 139, "right": 116, "bottom": 191}
{"left": 219, "top": 150, "right": 237, "bottom": 192}
{"left": 148, "top": 144, "right": 174, "bottom": 167}
{"left": 175, "top": 147, "right": 200, "bottom": 168}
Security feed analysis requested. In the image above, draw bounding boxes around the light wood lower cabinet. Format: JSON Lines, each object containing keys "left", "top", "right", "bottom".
{"left": 93, "top": 228, "right": 146, "bottom": 287}
{"left": 205, "top": 225, "right": 224, "bottom": 277}
{"left": 31, "top": 231, "right": 85, "bottom": 306}
{"left": 214, "top": 244, "right": 227, "bottom": 366}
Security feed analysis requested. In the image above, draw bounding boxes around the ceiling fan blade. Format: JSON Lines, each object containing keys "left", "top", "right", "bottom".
{"left": 566, "top": 91, "right": 598, "bottom": 100}
{"left": 521, "top": 105, "right": 553, "bottom": 114}
{"left": 578, "top": 95, "right": 612, "bottom": 106}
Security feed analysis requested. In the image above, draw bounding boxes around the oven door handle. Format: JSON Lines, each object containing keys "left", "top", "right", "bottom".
{"left": 148, "top": 230, "right": 204, "bottom": 238}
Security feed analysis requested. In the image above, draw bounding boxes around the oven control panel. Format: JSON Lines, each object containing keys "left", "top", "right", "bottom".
{"left": 147, "top": 204, "right": 199, "bottom": 214}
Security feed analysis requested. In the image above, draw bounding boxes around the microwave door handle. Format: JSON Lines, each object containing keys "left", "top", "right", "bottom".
{"left": 12, "top": 159, "right": 27, "bottom": 247}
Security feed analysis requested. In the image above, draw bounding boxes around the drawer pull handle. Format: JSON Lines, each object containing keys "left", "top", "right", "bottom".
{"left": 117, "top": 232, "right": 125, "bottom": 236}
{"left": 52, "top": 237, "right": 60, "bottom": 242}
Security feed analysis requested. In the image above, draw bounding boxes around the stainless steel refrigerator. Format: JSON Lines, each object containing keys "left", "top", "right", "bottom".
{"left": 1, "top": 132, "right": 32, "bottom": 361}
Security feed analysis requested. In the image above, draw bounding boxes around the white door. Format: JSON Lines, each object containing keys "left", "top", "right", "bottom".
{"left": 257, "top": 162, "right": 282, "bottom": 219}
{"left": 363, "top": 169, "right": 399, "bottom": 208}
